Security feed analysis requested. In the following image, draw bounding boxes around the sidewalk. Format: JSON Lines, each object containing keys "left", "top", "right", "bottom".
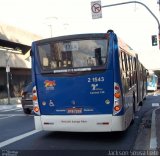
{"left": 0, "top": 97, "right": 22, "bottom": 110}
{"left": 155, "top": 108, "right": 160, "bottom": 151}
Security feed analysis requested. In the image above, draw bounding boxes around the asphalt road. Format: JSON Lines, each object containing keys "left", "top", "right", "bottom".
{"left": 0, "top": 92, "right": 159, "bottom": 156}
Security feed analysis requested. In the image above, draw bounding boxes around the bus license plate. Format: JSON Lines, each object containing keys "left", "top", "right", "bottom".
{"left": 67, "top": 108, "right": 82, "bottom": 114}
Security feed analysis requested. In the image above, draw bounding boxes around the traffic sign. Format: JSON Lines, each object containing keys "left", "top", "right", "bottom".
{"left": 91, "top": 1, "right": 102, "bottom": 19}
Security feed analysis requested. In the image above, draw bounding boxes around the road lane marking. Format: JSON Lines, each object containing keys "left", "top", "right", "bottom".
{"left": 0, "top": 114, "right": 34, "bottom": 117}
{"left": 15, "top": 109, "right": 23, "bottom": 112}
{"left": 0, "top": 108, "right": 22, "bottom": 112}
{"left": 150, "top": 108, "right": 158, "bottom": 149}
{"left": 152, "top": 103, "right": 159, "bottom": 107}
{"left": 0, "top": 115, "right": 14, "bottom": 120}
{"left": 0, "top": 130, "right": 41, "bottom": 148}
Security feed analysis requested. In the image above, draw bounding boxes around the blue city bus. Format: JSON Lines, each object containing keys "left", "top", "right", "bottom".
{"left": 147, "top": 73, "right": 158, "bottom": 91}
{"left": 31, "top": 30, "right": 147, "bottom": 132}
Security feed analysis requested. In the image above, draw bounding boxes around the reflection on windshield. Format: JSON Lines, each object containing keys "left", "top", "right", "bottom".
{"left": 38, "top": 39, "right": 108, "bottom": 71}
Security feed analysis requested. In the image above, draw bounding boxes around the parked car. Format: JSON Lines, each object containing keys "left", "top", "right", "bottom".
{"left": 21, "top": 82, "right": 33, "bottom": 114}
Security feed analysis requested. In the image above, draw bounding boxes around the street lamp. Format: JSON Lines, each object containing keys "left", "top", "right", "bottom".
{"left": 44, "top": 17, "right": 58, "bottom": 37}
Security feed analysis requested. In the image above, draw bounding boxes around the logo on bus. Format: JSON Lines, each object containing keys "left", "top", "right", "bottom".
{"left": 44, "top": 80, "right": 56, "bottom": 90}
{"left": 90, "top": 83, "right": 105, "bottom": 94}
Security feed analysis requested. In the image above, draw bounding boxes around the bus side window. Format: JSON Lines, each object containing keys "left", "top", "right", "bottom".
{"left": 124, "top": 53, "right": 130, "bottom": 90}
{"left": 120, "top": 51, "right": 124, "bottom": 71}
{"left": 121, "top": 52, "right": 126, "bottom": 76}
{"left": 133, "top": 58, "right": 137, "bottom": 84}
{"left": 131, "top": 57, "right": 135, "bottom": 85}
{"left": 123, "top": 53, "right": 128, "bottom": 77}
{"left": 119, "top": 51, "right": 126, "bottom": 93}
{"left": 119, "top": 51, "right": 123, "bottom": 72}
{"left": 128, "top": 55, "right": 132, "bottom": 88}
{"left": 121, "top": 51, "right": 129, "bottom": 92}
{"left": 129, "top": 56, "right": 133, "bottom": 86}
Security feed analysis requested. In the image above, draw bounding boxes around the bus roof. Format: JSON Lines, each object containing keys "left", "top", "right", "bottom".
{"left": 32, "top": 33, "right": 109, "bottom": 45}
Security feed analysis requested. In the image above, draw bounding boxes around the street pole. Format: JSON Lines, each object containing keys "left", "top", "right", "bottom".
{"left": 48, "top": 24, "right": 53, "bottom": 37}
{"left": 44, "top": 17, "right": 58, "bottom": 37}
{"left": 6, "top": 54, "right": 11, "bottom": 104}
{"left": 102, "top": 1, "right": 160, "bottom": 49}
{"left": 6, "top": 67, "right": 10, "bottom": 104}
{"left": 158, "top": 0, "right": 160, "bottom": 11}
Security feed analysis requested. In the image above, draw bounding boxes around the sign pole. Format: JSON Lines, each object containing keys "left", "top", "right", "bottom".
{"left": 6, "top": 58, "right": 11, "bottom": 105}
{"left": 6, "top": 69, "right": 10, "bottom": 105}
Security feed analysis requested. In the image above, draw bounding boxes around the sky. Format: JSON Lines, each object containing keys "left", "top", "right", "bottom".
{"left": 0, "top": 0, "right": 159, "bottom": 70}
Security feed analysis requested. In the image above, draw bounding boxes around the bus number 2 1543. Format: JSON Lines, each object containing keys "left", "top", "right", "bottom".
{"left": 88, "top": 77, "right": 104, "bottom": 83}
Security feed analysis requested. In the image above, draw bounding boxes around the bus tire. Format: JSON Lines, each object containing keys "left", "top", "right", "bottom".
{"left": 23, "top": 108, "right": 32, "bottom": 114}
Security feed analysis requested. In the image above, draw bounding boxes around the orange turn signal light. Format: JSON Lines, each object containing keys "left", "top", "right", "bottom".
{"left": 32, "top": 95, "right": 37, "bottom": 101}
{"left": 114, "top": 105, "right": 121, "bottom": 111}
{"left": 34, "top": 106, "right": 39, "bottom": 112}
{"left": 114, "top": 92, "right": 121, "bottom": 98}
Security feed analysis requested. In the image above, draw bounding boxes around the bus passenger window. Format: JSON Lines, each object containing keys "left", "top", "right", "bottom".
{"left": 68, "top": 61, "right": 72, "bottom": 66}
{"left": 50, "top": 61, "right": 57, "bottom": 69}
{"left": 87, "top": 57, "right": 96, "bottom": 66}
{"left": 43, "top": 57, "right": 49, "bottom": 67}
{"left": 58, "top": 61, "right": 62, "bottom": 67}
{"left": 62, "top": 51, "right": 73, "bottom": 67}
{"left": 95, "top": 48, "right": 103, "bottom": 65}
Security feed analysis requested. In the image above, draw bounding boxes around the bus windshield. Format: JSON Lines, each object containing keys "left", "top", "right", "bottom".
{"left": 37, "top": 39, "right": 108, "bottom": 72}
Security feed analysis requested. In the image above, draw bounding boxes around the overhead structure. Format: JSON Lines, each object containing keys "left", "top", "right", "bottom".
{"left": 0, "top": 23, "right": 42, "bottom": 54}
